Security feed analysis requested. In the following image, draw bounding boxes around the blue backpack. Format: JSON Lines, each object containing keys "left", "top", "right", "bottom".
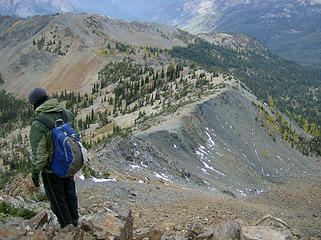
{"left": 34, "top": 110, "right": 85, "bottom": 178}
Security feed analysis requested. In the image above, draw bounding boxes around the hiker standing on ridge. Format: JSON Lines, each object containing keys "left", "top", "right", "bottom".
{"left": 28, "top": 87, "right": 79, "bottom": 228}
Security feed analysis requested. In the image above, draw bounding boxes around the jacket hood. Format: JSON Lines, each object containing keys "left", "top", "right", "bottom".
{"left": 35, "top": 98, "right": 63, "bottom": 115}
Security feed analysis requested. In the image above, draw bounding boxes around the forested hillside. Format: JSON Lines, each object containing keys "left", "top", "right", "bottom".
{"left": 169, "top": 38, "right": 321, "bottom": 146}
{"left": 0, "top": 88, "right": 33, "bottom": 189}
{"left": 0, "top": 90, "right": 33, "bottom": 137}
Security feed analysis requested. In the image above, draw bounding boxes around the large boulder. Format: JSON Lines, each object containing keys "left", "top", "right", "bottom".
{"left": 240, "top": 215, "right": 295, "bottom": 240}
{"left": 27, "top": 210, "right": 49, "bottom": 229}
{"left": 212, "top": 219, "right": 241, "bottom": 240}
{"left": 90, "top": 204, "right": 133, "bottom": 240}
{"left": 240, "top": 226, "right": 294, "bottom": 240}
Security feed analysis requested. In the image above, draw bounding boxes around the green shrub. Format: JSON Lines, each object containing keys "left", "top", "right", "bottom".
{"left": 0, "top": 201, "right": 36, "bottom": 220}
{"left": 82, "top": 164, "right": 100, "bottom": 178}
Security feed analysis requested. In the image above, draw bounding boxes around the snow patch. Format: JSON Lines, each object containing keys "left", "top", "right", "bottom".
{"left": 256, "top": 189, "right": 264, "bottom": 194}
{"left": 129, "top": 164, "right": 141, "bottom": 170}
{"left": 197, "top": 1, "right": 214, "bottom": 15}
{"left": 196, "top": 146, "right": 210, "bottom": 158}
{"left": 92, "top": 177, "right": 117, "bottom": 183}
{"left": 201, "top": 168, "right": 210, "bottom": 175}
{"left": 140, "top": 161, "right": 148, "bottom": 168}
{"left": 201, "top": 161, "right": 226, "bottom": 177}
{"left": 216, "top": 152, "right": 223, "bottom": 157}
{"left": 154, "top": 172, "right": 171, "bottom": 181}
{"left": 303, "top": 170, "right": 311, "bottom": 175}
{"left": 196, "top": 150, "right": 205, "bottom": 158}
{"left": 205, "top": 131, "right": 215, "bottom": 147}
{"left": 276, "top": 155, "right": 285, "bottom": 164}
{"left": 236, "top": 189, "right": 247, "bottom": 197}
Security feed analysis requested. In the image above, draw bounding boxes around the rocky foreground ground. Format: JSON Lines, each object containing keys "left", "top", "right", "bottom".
{"left": 0, "top": 172, "right": 320, "bottom": 240}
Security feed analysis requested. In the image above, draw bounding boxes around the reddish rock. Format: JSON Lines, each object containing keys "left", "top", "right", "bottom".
{"left": 92, "top": 206, "right": 133, "bottom": 240}
{"left": 25, "top": 229, "right": 52, "bottom": 240}
{"left": 4, "top": 173, "right": 39, "bottom": 197}
{"left": 0, "top": 227, "right": 22, "bottom": 239}
{"left": 0, "top": 217, "right": 26, "bottom": 239}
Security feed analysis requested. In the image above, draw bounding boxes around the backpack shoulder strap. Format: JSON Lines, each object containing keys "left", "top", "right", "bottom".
{"left": 32, "top": 109, "right": 69, "bottom": 128}
{"left": 61, "top": 109, "right": 69, "bottom": 123}
{"left": 33, "top": 115, "right": 55, "bottom": 129}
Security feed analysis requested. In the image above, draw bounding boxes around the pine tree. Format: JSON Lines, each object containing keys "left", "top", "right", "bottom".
{"left": 0, "top": 73, "right": 3, "bottom": 85}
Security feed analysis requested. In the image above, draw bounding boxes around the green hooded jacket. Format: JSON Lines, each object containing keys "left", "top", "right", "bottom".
{"left": 29, "top": 98, "right": 74, "bottom": 174}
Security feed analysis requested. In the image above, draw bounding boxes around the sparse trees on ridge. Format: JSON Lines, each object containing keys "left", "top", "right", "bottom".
{"left": 169, "top": 39, "right": 321, "bottom": 148}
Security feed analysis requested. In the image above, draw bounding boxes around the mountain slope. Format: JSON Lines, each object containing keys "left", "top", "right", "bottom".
{"left": 0, "top": 13, "right": 189, "bottom": 97}
{"left": 0, "top": 13, "right": 320, "bottom": 238}
{"left": 169, "top": 34, "right": 321, "bottom": 146}
{"left": 79, "top": 81, "right": 321, "bottom": 237}
{"left": 138, "top": 85, "right": 321, "bottom": 195}
{"left": 0, "top": 13, "right": 320, "bottom": 149}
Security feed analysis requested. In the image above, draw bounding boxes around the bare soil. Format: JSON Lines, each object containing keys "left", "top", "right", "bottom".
{"left": 130, "top": 176, "right": 321, "bottom": 239}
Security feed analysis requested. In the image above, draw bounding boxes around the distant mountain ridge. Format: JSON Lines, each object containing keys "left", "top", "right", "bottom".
{"left": 0, "top": 0, "right": 75, "bottom": 18}
{"left": 1, "top": 0, "right": 320, "bottom": 66}
{"left": 146, "top": 0, "right": 321, "bottom": 66}
{"left": 0, "top": 0, "right": 184, "bottom": 19}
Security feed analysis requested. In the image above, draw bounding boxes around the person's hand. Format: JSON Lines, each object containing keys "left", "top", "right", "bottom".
{"left": 32, "top": 169, "right": 40, "bottom": 188}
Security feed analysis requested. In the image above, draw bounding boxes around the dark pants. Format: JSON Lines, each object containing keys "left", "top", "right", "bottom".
{"left": 41, "top": 172, "right": 79, "bottom": 228}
